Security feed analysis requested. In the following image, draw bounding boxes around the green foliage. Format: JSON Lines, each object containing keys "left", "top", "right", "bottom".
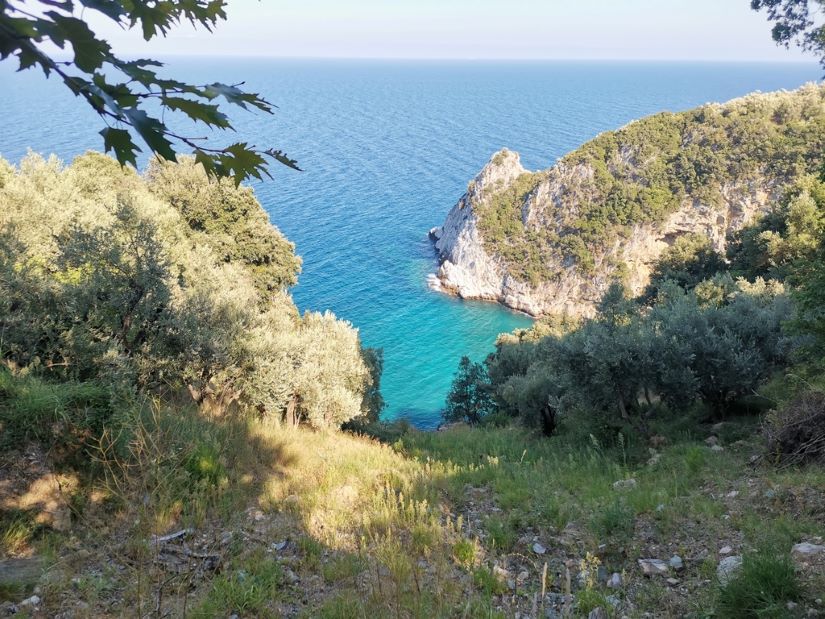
{"left": 590, "top": 498, "right": 635, "bottom": 539}
{"left": 0, "top": 367, "right": 113, "bottom": 457}
{"left": 0, "top": 152, "right": 376, "bottom": 429}
{"left": 728, "top": 175, "right": 825, "bottom": 282}
{"left": 452, "top": 538, "right": 478, "bottom": 568}
{"left": 146, "top": 157, "right": 301, "bottom": 293}
{"left": 473, "top": 86, "right": 825, "bottom": 283}
{"left": 0, "top": 1, "right": 298, "bottom": 184}
{"left": 357, "top": 348, "right": 386, "bottom": 423}
{"left": 752, "top": 0, "right": 825, "bottom": 71}
{"left": 184, "top": 441, "right": 227, "bottom": 486}
{"left": 191, "top": 552, "right": 283, "bottom": 618}
{"left": 717, "top": 550, "right": 802, "bottom": 618}
{"left": 443, "top": 356, "right": 495, "bottom": 425}
{"left": 644, "top": 233, "right": 727, "bottom": 301}
{"left": 486, "top": 279, "right": 792, "bottom": 431}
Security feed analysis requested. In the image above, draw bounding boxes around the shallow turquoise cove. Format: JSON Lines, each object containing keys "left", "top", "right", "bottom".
{"left": 1, "top": 59, "right": 819, "bottom": 427}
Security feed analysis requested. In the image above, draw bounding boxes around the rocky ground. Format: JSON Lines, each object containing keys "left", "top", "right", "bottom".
{"left": 1, "top": 421, "right": 824, "bottom": 617}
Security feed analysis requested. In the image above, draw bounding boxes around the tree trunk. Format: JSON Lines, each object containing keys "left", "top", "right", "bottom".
{"left": 540, "top": 404, "right": 557, "bottom": 437}
{"left": 286, "top": 394, "right": 299, "bottom": 427}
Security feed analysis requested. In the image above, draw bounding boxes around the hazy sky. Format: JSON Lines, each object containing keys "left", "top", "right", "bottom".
{"left": 91, "top": 0, "right": 811, "bottom": 62}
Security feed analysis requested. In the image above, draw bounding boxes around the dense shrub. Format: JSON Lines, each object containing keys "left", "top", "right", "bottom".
{"left": 728, "top": 174, "right": 825, "bottom": 282}
{"left": 477, "top": 279, "right": 792, "bottom": 434}
{"left": 0, "top": 152, "right": 375, "bottom": 429}
{"left": 442, "top": 356, "right": 495, "bottom": 425}
{"left": 643, "top": 233, "right": 727, "bottom": 301}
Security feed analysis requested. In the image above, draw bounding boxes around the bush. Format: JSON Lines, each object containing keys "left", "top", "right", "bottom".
{"left": 764, "top": 391, "right": 825, "bottom": 466}
{"left": 486, "top": 279, "right": 792, "bottom": 433}
{"left": 717, "top": 550, "right": 802, "bottom": 618}
{"left": 443, "top": 356, "right": 495, "bottom": 425}
{"left": 0, "top": 152, "right": 377, "bottom": 429}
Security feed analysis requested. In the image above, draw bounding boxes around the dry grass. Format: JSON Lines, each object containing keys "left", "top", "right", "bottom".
{"left": 2, "top": 381, "right": 824, "bottom": 617}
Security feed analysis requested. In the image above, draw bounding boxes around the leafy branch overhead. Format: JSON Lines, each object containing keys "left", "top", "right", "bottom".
{"left": 0, "top": 0, "right": 300, "bottom": 184}
{"left": 751, "top": 0, "right": 825, "bottom": 71}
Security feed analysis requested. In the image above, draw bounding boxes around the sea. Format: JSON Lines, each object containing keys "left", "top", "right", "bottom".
{"left": 1, "top": 59, "right": 820, "bottom": 427}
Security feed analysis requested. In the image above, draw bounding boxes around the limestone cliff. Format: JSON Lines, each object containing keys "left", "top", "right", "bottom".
{"left": 430, "top": 85, "right": 825, "bottom": 317}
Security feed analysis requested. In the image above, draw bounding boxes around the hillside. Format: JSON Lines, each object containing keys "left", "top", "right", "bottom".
{"left": 3, "top": 391, "right": 824, "bottom": 617}
{"left": 430, "top": 84, "right": 825, "bottom": 317}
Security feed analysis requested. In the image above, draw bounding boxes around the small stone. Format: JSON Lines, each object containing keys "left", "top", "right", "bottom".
{"left": 19, "top": 595, "right": 41, "bottom": 608}
{"left": 669, "top": 555, "right": 684, "bottom": 571}
{"left": 816, "top": 599, "right": 822, "bottom": 606}
{"left": 285, "top": 568, "right": 299, "bottom": 584}
{"left": 638, "top": 558, "right": 668, "bottom": 576}
{"left": 726, "top": 490, "right": 739, "bottom": 498}
{"left": 705, "top": 436, "right": 719, "bottom": 447}
{"left": 517, "top": 570, "right": 529, "bottom": 584}
{"left": 712, "top": 422, "right": 725, "bottom": 432}
{"left": 606, "top": 594, "right": 620, "bottom": 608}
{"left": 613, "top": 478, "right": 637, "bottom": 491}
{"left": 792, "top": 542, "right": 825, "bottom": 558}
{"left": 249, "top": 508, "right": 265, "bottom": 521}
{"left": 710, "top": 444, "right": 725, "bottom": 452}
{"left": 666, "top": 577, "right": 680, "bottom": 586}
{"left": 720, "top": 545, "right": 733, "bottom": 555}
{"left": 656, "top": 503, "right": 666, "bottom": 512}
{"left": 717, "top": 556, "right": 743, "bottom": 586}
{"left": 787, "top": 602, "right": 799, "bottom": 612}
{"left": 493, "top": 564, "right": 511, "bottom": 585}
{"left": 607, "top": 572, "right": 622, "bottom": 588}
{"left": 588, "top": 608, "right": 608, "bottom": 619}
{"left": 532, "top": 542, "right": 547, "bottom": 555}
{"left": 764, "top": 489, "right": 777, "bottom": 499}
{"left": 271, "top": 540, "right": 288, "bottom": 551}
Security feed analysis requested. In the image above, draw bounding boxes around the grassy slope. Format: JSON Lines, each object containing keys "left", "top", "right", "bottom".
{"left": 2, "top": 379, "right": 824, "bottom": 618}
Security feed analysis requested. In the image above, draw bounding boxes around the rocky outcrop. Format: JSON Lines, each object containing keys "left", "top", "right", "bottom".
{"left": 430, "top": 86, "right": 825, "bottom": 317}
{"left": 431, "top": 150, "right": 774, "bottom": 317}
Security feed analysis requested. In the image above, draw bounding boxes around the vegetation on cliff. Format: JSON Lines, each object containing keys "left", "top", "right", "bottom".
{"left": 474, "top": 84, "right": 825, "bottom": 283}
{"left": 451, "top": 173, "right": 825, "bottom": 438}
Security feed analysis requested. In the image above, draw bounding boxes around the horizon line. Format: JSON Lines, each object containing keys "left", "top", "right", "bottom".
{"left": 99, "top": 53, "right": 819, "bottom": 65}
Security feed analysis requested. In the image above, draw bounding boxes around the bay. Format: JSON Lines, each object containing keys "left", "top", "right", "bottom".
{"left": 1, "top": 59, "right": 819, "bottom": 427}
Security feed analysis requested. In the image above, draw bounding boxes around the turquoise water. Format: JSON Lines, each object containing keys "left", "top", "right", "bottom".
{"left": 1, "top": 59, "right": 820, "bottom": 427}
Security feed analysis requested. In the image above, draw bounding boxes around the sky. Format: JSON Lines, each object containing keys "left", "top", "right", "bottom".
{"left": 87, "top": 0, "right": 814, "bottom": 62}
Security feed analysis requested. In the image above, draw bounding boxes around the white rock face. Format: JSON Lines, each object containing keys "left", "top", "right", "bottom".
{"left": 430, "top": 147, "right": 776, "bottom": 317}
{"left": 432, "top": 149, "right": 526, "bottom": 305}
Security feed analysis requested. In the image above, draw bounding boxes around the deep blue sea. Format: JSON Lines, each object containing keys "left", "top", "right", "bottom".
{"left": 1, "top": 59, "right": 820, "bottom": 427}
